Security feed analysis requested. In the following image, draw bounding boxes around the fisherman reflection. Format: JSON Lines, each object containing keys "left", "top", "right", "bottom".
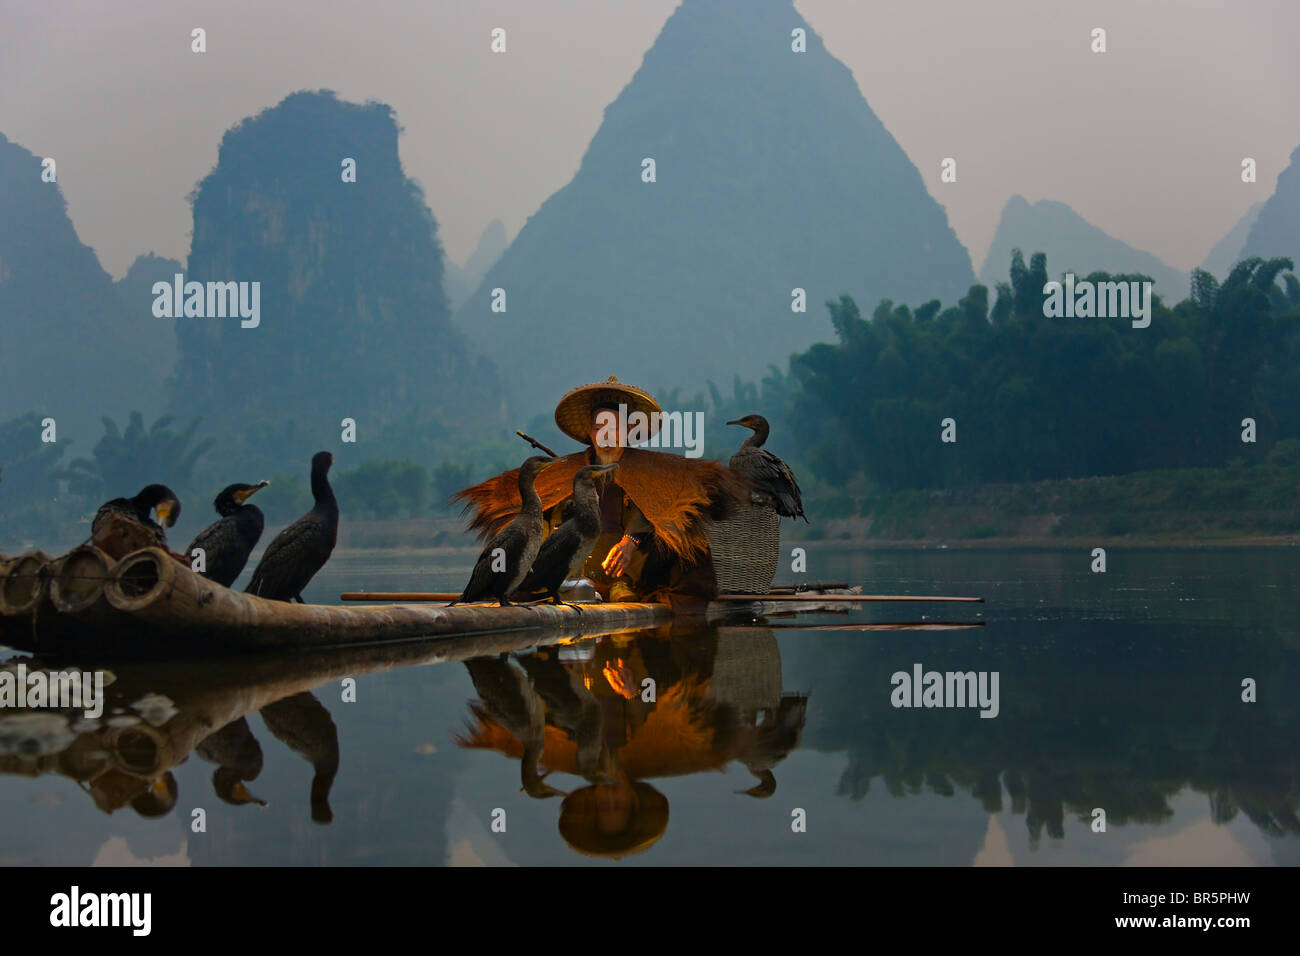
{"left": 457, "top": 626, "right": 808, "bottom": 858}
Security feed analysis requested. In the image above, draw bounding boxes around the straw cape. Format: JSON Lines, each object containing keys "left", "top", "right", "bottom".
{"left": 455, "top": 377, "right": 746, "bottom": 563}
{"left": 454, "top": 448, "right": 744, "bottom": 562}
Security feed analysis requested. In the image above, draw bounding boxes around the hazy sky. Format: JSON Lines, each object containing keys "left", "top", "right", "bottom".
{"left": 2, "top": 0, "right": 1296, "bottom": 279}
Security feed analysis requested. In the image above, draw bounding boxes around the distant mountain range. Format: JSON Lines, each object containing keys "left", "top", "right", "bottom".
{"left": 980, "top": 195, "right": 1188, "bottom": 300}
{"left": 1201, "top": 202, "right": 1263, "bottom": 279}
{"left": 1241, "top": 144, "right": 1300, "bottom": 269}
{"left": 0, "top": 133, "right": 172, "bottom": 442}
{"left": 443, "top": 219, "right": 507, "bottom": 311}
{"left": 453, "top": 0, "right": 974, "bottom": 414}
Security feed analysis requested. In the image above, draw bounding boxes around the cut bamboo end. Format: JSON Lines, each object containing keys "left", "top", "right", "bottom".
{"left": 105, "top": 548, "right": 177, "bottom": 613}
{"left": 0, "top": 550, "right": 53, "bottom": 616}
{"left": 102, "top": 722, "right": 169, "bottom": 777}
{"left": 50, "top": 546, "right": 113, "bottom": 614}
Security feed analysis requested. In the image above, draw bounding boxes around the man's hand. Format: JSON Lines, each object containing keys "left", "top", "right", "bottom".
{"left": 601, "top": 534, "right": 640, "bottom": 578}
{"left": 603, "top": 657, "right": 636, "bottom": 699}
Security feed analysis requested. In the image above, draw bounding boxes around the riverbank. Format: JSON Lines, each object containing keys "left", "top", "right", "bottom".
{"left": 800, "top": 462, "right": 1300, "bottom": 548}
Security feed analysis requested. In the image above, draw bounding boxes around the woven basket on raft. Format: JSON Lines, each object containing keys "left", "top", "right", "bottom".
{"left": 707, "top": 499, "right": 780, "bottom": 594}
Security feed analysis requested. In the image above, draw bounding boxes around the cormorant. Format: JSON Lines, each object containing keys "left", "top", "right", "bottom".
{"left": 449, "top": 456, "right": 555, "bottom": 607}
{"left": 464, "top": 656, "right": 565, "bottom": 799}
{"left": 91, "top": 484, "right": 182, "bottom": 557}
{"left": 260, "top": 691, "right": 339, "bottom": 824}
{"left": 516, "top": 463, "right": 617, "bottom": 609}
{"left": 186, "top": 480, "right": 269, "bottom": 587}
{"left": 725, "top": 415, "right": 806, "bottom": 521}
{"left": 195, "top": 717, "right": 267, "bottom": 807}
{"left": 246, "top": 452, "right": 338, "bottom": 603}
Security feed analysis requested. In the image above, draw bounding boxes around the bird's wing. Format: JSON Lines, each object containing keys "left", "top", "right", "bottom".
{"left": 186, "top": 517, "right": 230, "bottom": 559}
{"left": 246, "top": 515, "right": 326, "bottom": 599}
{"left": 461, "top": 523, "right": 528, "bottom": 601}
{"left": 517, "top": 522, "right": 582, "bottom": 593}
{"left": 753, "top": 449, "right": 805, "bottom": 518}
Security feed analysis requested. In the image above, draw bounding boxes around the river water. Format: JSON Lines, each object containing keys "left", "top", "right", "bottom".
{"left": 1, "top": 546, "right": 1296, "bottom": 865}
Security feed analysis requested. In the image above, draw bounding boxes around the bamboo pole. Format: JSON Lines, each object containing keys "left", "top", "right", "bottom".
{"left": 717, "top": 593, "right": 984, "bottom": 603}
{"left": 341, "top": 591, "right": 984, "bottom": 604}
{"left": 762, "top": 621, "right": 985, "bottom": 631}
{"left": 0, "top": 549, "right": 53, "bottom": 617}
{"left": 95, "top": 548, "right": 671, "bottom": 654}
{"left": 340, "top": 592, "right": 462, "bottom": 602}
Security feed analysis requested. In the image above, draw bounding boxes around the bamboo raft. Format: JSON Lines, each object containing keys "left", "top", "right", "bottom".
{"left": 0, "top": 546, "right": 982, "bottom": 658}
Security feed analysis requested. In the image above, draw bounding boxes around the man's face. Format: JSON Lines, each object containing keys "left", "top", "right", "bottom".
{"left": 590, "top": 406, "right": 623, "bottom": 449}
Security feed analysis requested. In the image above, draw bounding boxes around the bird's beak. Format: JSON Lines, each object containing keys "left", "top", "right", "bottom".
{"left": 155, "top": 500, "right": 177, "bottom": 527}
{"left": 234, "top": 480, "right": 270, "bottom": 504}
{"left": 232, "top": 782, "right": 267, "bottom": 807}
{"left": 726, "top": 419, "right": 743, "bottom": 426}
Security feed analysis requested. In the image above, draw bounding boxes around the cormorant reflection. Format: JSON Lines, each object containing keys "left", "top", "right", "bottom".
{"left": 457, "top": 624, "right": 808, "bottom": 858}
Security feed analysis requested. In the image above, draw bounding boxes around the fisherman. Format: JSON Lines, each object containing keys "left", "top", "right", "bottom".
{"left": 456, "top": 377, "right": 745, "bottom": 601}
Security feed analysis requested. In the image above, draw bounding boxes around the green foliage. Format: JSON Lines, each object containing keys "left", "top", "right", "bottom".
{"left": 789, "top": 253, "right": 1299, "bottom": 491}
{"left": 1266, "top": 438, "right": 1300, "bottom": 467}
{"left": 257, "top": 470, "right": 313, "bottom": 522}
{"left": 332, "top": 459, "right": 427, "bottom": 519}
{"left": 431, "top": 461, "right": 474, "bottom": 513}
{"left": 56, "top": 411, "right": 213, "bottom": 504}
{"left": 0, "top": 413, "right": 68, "bottom": 542}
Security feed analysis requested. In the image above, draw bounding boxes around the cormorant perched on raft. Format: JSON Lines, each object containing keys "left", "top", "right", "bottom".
{"left": 246, "top": 452, "right": 338, "bottom": 603}
{"left": 726, "top": 414, "right": 807, "bottom": 521}
{"left": 91, "top": 484, "right": 182, "bottom": 558}
{"left": 186, "top": 480, "right": 270, "bottom": 587}
{"left": 449, "top": 456, "right": 555, "bottom": 607}
{"left": 516, "top": 463, "right": 618, "bottom": 610}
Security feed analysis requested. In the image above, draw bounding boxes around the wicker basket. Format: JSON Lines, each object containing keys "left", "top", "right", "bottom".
{"left": 707, "top": 499, "right": 780, "bottom": 594}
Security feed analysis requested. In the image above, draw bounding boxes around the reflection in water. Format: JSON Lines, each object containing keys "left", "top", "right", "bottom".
{"left": 457, "top": 624, "right": 808, "bottom": 858}
{"left": 195, "top": 717, "right": 266, "bottom": 806}
{"left": 0, "top": 572, "right": 1296, "bottom": 865}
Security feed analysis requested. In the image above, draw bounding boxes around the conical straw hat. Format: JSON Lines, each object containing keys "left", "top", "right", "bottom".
{"left": 554, "top": 375, "right": 663, "bottom": 444}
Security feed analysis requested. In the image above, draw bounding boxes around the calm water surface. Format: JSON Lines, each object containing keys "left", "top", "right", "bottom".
{"left": 2, "top": 547, "right": 1297, "bottom": 865}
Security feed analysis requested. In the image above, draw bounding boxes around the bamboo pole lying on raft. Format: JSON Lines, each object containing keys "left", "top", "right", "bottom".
{"left": 340, "top": 591, "right": 984, "bottom": 604}
{"left": 341, "top": 592, "right": 462, "bottom": 602}
{"left": 717, "top": 593, "right": 984, "bottom": 603}
{"left": 0, "top": 549, "right": 53, "bottom": 617}
{"left": 97, "top": 548, "right": 671, "bottom": 652}
{"left": 761, "top": 621, "right": 986, "bottom": 631}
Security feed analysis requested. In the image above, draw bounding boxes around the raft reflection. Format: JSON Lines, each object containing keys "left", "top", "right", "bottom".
{"left": 1, "top": 611, "right": 1296, "bottom": 863}
{"left": 457, "top": 623, "right": 807, "bottom": 857}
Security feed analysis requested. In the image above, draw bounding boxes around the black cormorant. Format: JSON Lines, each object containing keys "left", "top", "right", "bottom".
{"left": 464, "top": 656, "right": 565, "bottom": 798}
{"left": 186, "top": 480, "right": 269, "bottom": 587}
{"left": 259, "top": 691, "right": 339, "bottom": 824}
{"left": 516, "top": 463, "right": 617, "bottom": 609}
{"left": 725, "top": 414, "right": 806, "bottom": 521}
{"left": 91, "top": 484, "right": 182, "bottom": 557}
{"left": 246, "top": 452, "right": 338, "bottom": 603}
{"left": 449, "top": 456, "right": 555, "bottom": 607}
